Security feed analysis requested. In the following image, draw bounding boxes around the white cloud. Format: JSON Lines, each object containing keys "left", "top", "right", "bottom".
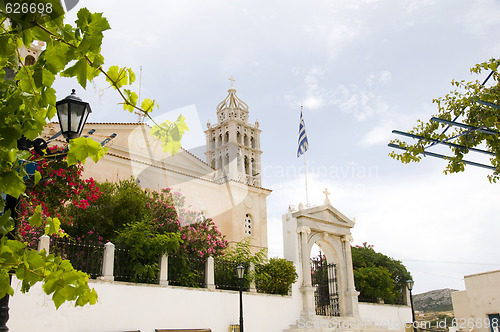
{"left": 358, "top": 120, "right": 395, "bottom": 147}
{"left": 335, "top": 83, "right": 390, "bottom": 121}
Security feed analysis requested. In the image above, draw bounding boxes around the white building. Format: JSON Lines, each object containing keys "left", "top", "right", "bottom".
{"left": 452, "top": 270, "right": 500, "bottom": 332}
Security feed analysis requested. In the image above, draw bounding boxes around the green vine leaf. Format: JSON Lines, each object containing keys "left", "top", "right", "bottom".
{"left": 67, "top": 136, "right": 107, "bottom": 165}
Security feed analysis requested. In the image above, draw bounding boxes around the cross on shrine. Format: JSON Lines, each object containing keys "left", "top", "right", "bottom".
{"left": 229, "top": 76, "right": 235, "bottom": 89}
{"left": 323, "top": 188, "right": 331, "bottom": 204}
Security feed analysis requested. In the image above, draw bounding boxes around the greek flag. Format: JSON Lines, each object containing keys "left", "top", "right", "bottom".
{"left": 297, "top": 110, "right": 309, "bottom": 157}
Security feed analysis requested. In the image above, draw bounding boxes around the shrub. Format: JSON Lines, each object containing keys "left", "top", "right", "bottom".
{"left": 255, "top": 258, "right": 298, "bottom": 295}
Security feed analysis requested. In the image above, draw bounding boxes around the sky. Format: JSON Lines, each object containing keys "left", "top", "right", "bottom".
{"left": 52, "top": 0, "right": 500, "bottom": 294}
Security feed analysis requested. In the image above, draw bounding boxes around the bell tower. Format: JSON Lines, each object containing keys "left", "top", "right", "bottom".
{"left": 205, "top": 78, "right": 262, "bottom": 187}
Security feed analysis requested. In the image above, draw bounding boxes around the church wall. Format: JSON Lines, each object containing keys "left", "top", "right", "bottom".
{"left": 358, "top": 303, "right": 413, "bottom": 330}
{"left": 9, "top": 277, "right": 302, "bottom": 332}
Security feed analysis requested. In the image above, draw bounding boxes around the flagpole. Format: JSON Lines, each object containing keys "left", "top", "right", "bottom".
{"left": 301, "top": 105, "right": 309, "bottom": 207}
{"left": 304, "top": 147, "right": 309, "bottom": 207}
{"left": 298, "top": 105, "right": 310, "bottom": 208}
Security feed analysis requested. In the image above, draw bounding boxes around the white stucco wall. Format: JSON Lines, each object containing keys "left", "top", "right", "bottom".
{"left": 358, "top": 302, "right": 412, "bottom": 331}
{"left": 8, "top": 278, "right": 302, "bottom": 332}
{"left": 452, "top": 270, "right": 500, "bottom": 332}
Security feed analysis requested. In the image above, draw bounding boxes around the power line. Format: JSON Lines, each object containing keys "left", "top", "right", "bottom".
{"left": 410, "top": 268, "right": 464, "bottom": 280}
{"left": 404, "top": 259, "right": 500, "bottom": 267}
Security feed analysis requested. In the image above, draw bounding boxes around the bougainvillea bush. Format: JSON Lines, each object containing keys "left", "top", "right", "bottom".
{"left": 62, "top": 178, "right": 228, "bottom": 283}
{"left": 18, "top": 146, "right": 101, "bottom": 247}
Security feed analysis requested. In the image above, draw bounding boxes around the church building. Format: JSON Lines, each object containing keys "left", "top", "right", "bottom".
{"left": 42, "top": 84, "right": 271, "bottom": 250}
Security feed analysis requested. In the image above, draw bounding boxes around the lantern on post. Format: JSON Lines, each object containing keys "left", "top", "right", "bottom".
{"left": 236, "top": 265, "right": 245, "bottom": 332}
{"left": 56, "top": 89, "right": 92, "bottom": 141}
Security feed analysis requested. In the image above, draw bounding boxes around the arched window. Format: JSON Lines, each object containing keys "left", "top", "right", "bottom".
{"left": 251, "top": 158, "right": 257, "bottom": 176}
{"left": 25, "top": 55, "right": 36, "bottom": 66}
{"left": 244, "top": 156, "right": 249, "bottom": 175}
{"left": 224, "top": 153, "right": 229, "bottom": 174}
{"left": 244, "top": 213, "right": 252, "bottom": 236}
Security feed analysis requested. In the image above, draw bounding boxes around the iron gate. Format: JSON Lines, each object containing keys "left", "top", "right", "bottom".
{"left": 311, "top": 259, "right": 340, "bottom": 316}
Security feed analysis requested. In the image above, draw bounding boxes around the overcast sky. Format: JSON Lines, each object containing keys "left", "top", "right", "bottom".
{"left": 53, "top": 0, "right": 500, "bottom": 294}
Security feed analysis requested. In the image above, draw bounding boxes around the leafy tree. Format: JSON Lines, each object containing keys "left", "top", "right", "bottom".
{"left": 389, "top": 58, "right": 500, "bottom": 182}
{"left": 114, "top": 217, "right": 181, "bottom": 282}
{"left": 354, "top": 266, "right": 397, "bottom": 303}
{"left": 352, "top": 243, "right": 412, "bottom": 304}
{"left": 64, "top": 178, "right": 150, "bottom": 242}
{"left": 0, "top": 1, "right": 187, "bottom": 308}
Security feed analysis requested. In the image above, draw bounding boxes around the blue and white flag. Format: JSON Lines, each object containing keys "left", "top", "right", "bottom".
{"left": 297, "top": 110, "right": 309, "bottom": 157}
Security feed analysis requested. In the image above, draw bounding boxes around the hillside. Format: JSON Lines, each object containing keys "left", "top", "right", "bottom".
{"left": 414, "top": 288, "right": 458, "bottom": 312}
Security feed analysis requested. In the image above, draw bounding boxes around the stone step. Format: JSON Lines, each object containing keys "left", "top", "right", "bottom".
{"left": 284, "top": 316, "right": 401, "bottom": 332}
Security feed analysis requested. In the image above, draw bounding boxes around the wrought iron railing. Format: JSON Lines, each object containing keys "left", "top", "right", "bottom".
{"left": 214, "top": 259, "right": 250, "bottom": 291}
{"left": 113, "top": 245, "right": 158, "bottom": 284}
{"left": 50, "top": 238, "right": 104, "bottom": 279}
{"left": 168, "top": 254, "right": 205, "bottom": 288}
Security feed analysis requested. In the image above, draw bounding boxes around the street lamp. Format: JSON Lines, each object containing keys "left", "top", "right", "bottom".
{"left": 56, "top": 89, "right": 92, "bottom": 141}
{"left": 407, "top": 279, "right": 416, "bottom": 332}
{"left": 236, "top": 265, "right": 245, "bottom": 332}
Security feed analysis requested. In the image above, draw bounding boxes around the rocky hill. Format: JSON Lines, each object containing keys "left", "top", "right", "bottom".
{"left": 414, "top": 288, "right": 458, "bottom": 312}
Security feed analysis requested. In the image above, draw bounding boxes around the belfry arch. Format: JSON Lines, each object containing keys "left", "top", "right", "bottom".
{"left": 283, "top": 193, "right": 360, "bottom": 320}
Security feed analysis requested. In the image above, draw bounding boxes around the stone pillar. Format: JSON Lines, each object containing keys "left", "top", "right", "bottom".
{"left": 100, "top": 242, "right": 115, "bottom": 282}
{"left": 342, "top": 235, "right": 360, "bottom": 317}
{"left": 205, "top": 256, "right": 215, "bottom": 290}
{"left": 159, "top": 255, "right": 168, "bottom": 286}
{"left": 248, "top": 158, "right": 253, "bottom": 178}
{"left": 249, "top": 262, "right": 256, "bottom": 293}
{"left": 298, "top": 226, "right": 315, "bottom": 318}
{"left": 228, "top": 145, "right": 238, "bottom": 181}
{"left": 37, "top": 235, "right": 50, "bottom": 255}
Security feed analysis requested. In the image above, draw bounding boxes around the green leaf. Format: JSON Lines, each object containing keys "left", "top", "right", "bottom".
{"left": 0, "top": 270, "right": 14, "bottom": 298}
{"left": 123, "top": 89, "right": 138, "bottom": 112}
{"left": 33, "top": 170, "right": 41, "bottom": 185}
{"left": 105, "top": 66, "right": 128, "bottom": 89}
{"left": 66, "top": 136, "right": 107, "bottom": 165}
{"left": 45, "top": 217, "right": 61, "bottom": 236}
{"left": 127, "top": 68, "right": 136, "bottom": 85}
{"left": 32, "top": 65, "right": 55, "bottom": 88}
{"left": 28, "top": 205, "right": 43, "bottom": 227}
{"left": 61, "top": 59, "right": 89, "bottom": 89}
{"left": 0, "top": 210, "right": 14, "bottom": 236}
{"left": 0, "top": 170, "right": 26, "bottom": 198}
{"left": 42, "top": 42, "right": 73, "bottom": 74}
{"left": 141, "top": 98, "right": 156, "bottom": 113}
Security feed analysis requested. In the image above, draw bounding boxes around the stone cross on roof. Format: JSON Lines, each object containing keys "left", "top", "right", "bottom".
{"left": 229, "top": 76, "right": 235, "bottom": 89}
{"left": 323, "top": 188, "right": 331, "bottom": 205}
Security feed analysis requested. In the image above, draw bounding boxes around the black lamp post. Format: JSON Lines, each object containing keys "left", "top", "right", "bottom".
{"left": 236, "top": 265, "right": 245, "bottom": 332}
{"left": 0, "top": 89, "right": 91, "bottom": 331}
{"left": 407, "top": 279, "right": 416, "bottom": 332}
{"left": 56, "top": 89, "right": 92, "bottom": 141}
